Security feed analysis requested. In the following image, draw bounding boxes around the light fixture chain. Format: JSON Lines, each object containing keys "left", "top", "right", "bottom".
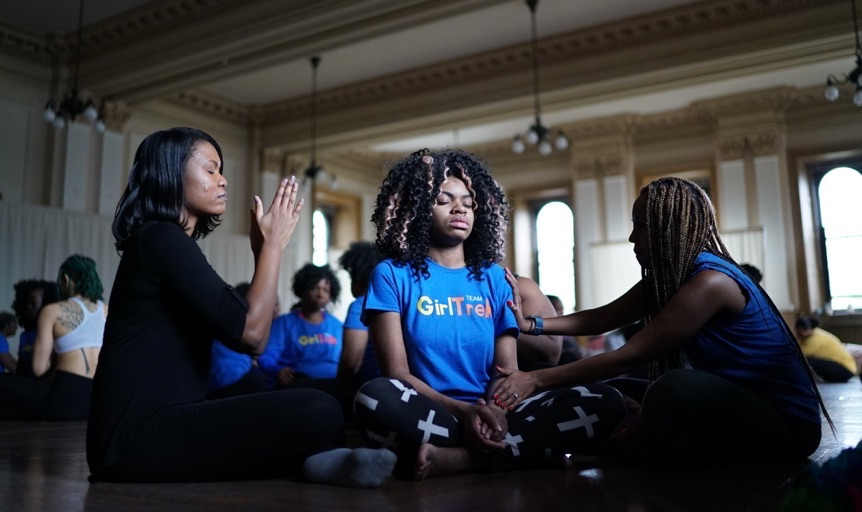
{"left": 71, "top": 0, "right": 86, "bottom": 93}
{"left": 310, "top": 56, "right": 320, "bottom": 166}
{"left": 853, "top": 0, "right": 861, "bottom": 58}
{"left": 529, "top": 0, "right": 542, "bottom": 122}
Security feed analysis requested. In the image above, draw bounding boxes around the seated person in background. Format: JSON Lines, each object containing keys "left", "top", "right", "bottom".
{"left": 208, "top": 282, "right": 274, "bottom": 399}
{"left": 259, "top": 263, "right": 343, "bottom": 387}
{"left": 794, "top": 316, "right": 858, "bottom": 383}
{"left": 337, "top": 241, "right": 384, "bottom": 385}
{"left": 0, "top": 254, "right": 107, "bottom": 420}
{"left": 0, "top": 312, "right": 18, "bottom": 373}
{"left": 740, "top": 263, "right": 763, "bottom": 284}
{"left": 844, "top": 343, "right": 862, "bottom": 382}
{"left": 514, "top": 276, "right": 562, "bottom": 371}
{"left": 548, "top": 294, "right": 582, "bottom": 365}
{"left": 11, "top": 279, "right": 60, "bottom": 378}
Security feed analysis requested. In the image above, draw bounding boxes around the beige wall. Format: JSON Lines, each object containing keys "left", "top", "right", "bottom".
{"left": 2, "top": 51, "right": 861, "bottom": 317}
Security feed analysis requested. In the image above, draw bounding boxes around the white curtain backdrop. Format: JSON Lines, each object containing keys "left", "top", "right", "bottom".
{"left": 588, "top": 227, "right": 765, "bottom": 308}
{"left": 0, "top": 202, "right": 294, "bottom": 352}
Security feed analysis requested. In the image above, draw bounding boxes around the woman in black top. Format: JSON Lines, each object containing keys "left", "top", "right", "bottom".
{"left": 87, "top": 128, "right": 394, "bottom": 485}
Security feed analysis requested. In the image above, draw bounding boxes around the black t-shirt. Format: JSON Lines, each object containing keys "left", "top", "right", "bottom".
{"left": 87, "top": 222, "right": 248, "bottom": 471}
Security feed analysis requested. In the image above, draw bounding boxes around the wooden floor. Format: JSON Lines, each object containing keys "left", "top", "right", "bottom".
{"left": 2, "top": 380, "right": 860, "bottom": 512}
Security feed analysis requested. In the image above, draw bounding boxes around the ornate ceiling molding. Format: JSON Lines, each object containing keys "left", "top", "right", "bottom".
{"left": 101, "top": 100, "right": 132, "bottom": 132}
{"left": 257, "top": 0, "right": 844, "bottom": 126}
{"left": 78, "top": 0, "right": 233, "bottom": 58}
{"left": 169, "top": 91, "right": 250, "bottom": 125}
{"left": 573, "top": 155, "right": 626, "bottom": 180}
{"left": 0, "top": 25, "right": 52, "bottom": 62}
{"left": 691, "top": 86, "right": 801, "bottom": 122}
{"left": 716, "top": 130, "right": 785, "bottom": 160}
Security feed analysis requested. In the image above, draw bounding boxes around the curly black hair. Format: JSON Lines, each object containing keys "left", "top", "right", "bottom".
{"left": 291, "top": 263, "right": 342, "bottom": 305}
{"left": 338, "top": 241, "right": 382, "bottom": 294}
{"left": 372, "top": 148, "right": 509, "bottom": 281}
{"left": 11, "top": 279, "right": 60, "bottom": 330}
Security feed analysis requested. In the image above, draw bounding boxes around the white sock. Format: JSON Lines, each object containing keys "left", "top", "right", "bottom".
{"left": 302, "top": 448, "right": 397, "bottom": 488}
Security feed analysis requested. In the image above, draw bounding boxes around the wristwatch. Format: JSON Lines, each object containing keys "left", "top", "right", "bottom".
{"left": 525, "top": 315, "right": 543, "bottom": 335}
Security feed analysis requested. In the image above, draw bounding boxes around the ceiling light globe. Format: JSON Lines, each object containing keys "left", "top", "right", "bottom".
{"left": 554, "top": 133, "right": 569, "bottom": 150}
{"left": 525, "top": 129, "right": 540, "bottom": 145}
{"left": 538, "top": 140, "right": 552, "bottom": 155}
{"left": 854, "top": 88, "right": 862, "bottom": 106}
{"left": 512, "top": 136, "right": 525, "bottom": 154}
{"left": 42, "top": 107, "right": 56, "bottom": 123}
{"left": 83, "top": 103, "right": 99, "bottom": 121}
{"left": 95, "top": 119, "right": 106, "bottom": 133}
{"left": 824, "top": 84, "right": 840, "bottom": 102}
{"left": 52, "top": 117, "right": 66, "bottom": 129}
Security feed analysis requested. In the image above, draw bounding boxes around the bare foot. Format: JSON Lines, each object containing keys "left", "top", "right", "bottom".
{"left": 414, "top": 444, "right": 473, "bottom": 480}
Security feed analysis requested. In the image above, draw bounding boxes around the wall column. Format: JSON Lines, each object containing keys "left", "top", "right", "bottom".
{"left": 699, "top": 90, "right": 797, "bottom": 311}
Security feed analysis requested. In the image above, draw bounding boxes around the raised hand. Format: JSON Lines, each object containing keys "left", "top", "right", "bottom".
{"left": 250, "top": 176, "right": 303, "bottom": 257}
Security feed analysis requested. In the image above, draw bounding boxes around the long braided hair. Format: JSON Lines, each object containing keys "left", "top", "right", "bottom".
{"left": 372, "top": 148, "right": 509, "bottom": 282}
{"left": 641, "top": 177, "right": 832, "bottom": 428}
{"left": 642, "top": 177, "right": 730, "bottom": 378}
{"left": 58, "top": 254, "right": 104, "bottom": 302}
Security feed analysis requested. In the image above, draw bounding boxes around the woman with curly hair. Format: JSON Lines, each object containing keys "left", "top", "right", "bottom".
{"left": 353, "top": 149, "right": 626, "bottom": 479}
{"left": 10, "top": 279, "right": 60, "bottom": 378}
{"left": 0, "top": 254, "right": 106, "bottom": 420}
{"left": 496, "top": 176, "right": 830, "bottom": 464}
{"left": 258, "top": 262, "right": 343, "bottom": 387}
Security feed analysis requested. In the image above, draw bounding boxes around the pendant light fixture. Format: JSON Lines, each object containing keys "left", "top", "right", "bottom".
{"left": 42, "top": 0, "right": 105, "bottom": 131}
{"left": 302, "top": 56, "right": 338, "bottom": 190}
{"left": 512, "top": 0, "right": 568, "bottom": 155}
{"left": 824, "top": 0, "right": 862, "bottom": 106}
{"left": 303, "top": 56, "right": 324, "bottom": 184}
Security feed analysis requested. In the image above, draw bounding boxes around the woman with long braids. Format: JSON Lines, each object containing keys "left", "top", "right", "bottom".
{"left": 496, "top": 176, "right": 829, "bottom": 463}
{"left": 0, "top": 254, "right": 107, "bottom": 420}
{"left": 354, "top": 149, "right": 626, "bottom": 479}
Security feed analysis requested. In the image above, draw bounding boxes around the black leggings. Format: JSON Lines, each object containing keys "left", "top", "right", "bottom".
{"left": 92, "top": 388, "right": 344, "bottom": 482}
{"left": 354, "top": 378, "right": 627, "bottom": 466}
{"left": 807, "top": 358, "right": 855, "bottom": 383}
{"left": 0, "top": 370, "right": 93, "bottom": 420}
{"left": 630, "top": 369, "right": 821, "bottom": 463}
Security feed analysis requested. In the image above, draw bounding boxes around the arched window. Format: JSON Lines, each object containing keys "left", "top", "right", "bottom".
{"left": 312, "top": 209, "right": 330, "bottom": 266}
{"left": 816, "top": 166, "right": 862, "bottom": 311}
{"left": 535, "top": 201, "right": 575, "bottom": 312}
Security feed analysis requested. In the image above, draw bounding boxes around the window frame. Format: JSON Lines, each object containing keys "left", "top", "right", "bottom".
{"left": 808, "top": 157, "right": 862, "bottom": 307}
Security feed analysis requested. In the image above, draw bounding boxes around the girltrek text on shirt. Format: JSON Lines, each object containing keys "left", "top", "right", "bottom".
{"left": 416, "top": 295, "right": 493, "bottom": 318}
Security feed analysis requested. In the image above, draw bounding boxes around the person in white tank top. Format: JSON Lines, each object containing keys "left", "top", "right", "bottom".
{"left": 33, "top": 254, "right": 108, "bottom": 379}
{"left": 0, "top": 254, "right": 107, "bottom": 420}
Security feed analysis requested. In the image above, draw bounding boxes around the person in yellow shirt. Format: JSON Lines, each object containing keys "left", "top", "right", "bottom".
{"left": 794, "top": 316, "right": 858, "bottom": 382}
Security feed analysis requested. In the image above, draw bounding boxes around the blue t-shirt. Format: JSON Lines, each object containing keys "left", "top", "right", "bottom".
{"left": 258, "top": 310, "right": 343, "bottom": 379}
{"left": 208, "top": 340, "right": 255, "bottom": 391}
{"left": 16, "top": 330, "right": 36, "bottom": 378}
{"left": 344, "top": 296, "right": 380, "bottom": 383}
{"left": 363, "top": 258, "right": 518, "bottom": 402}
{"left": 684, "top": 252, "right": 820, "bottom": 425}
{"left": 0, "top": 334, "right": 10, "bottom": 373}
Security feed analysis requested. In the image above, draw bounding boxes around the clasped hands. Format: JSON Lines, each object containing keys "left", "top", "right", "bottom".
{"left": 462, "top": 399, "right": 509, "bottom": 452}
